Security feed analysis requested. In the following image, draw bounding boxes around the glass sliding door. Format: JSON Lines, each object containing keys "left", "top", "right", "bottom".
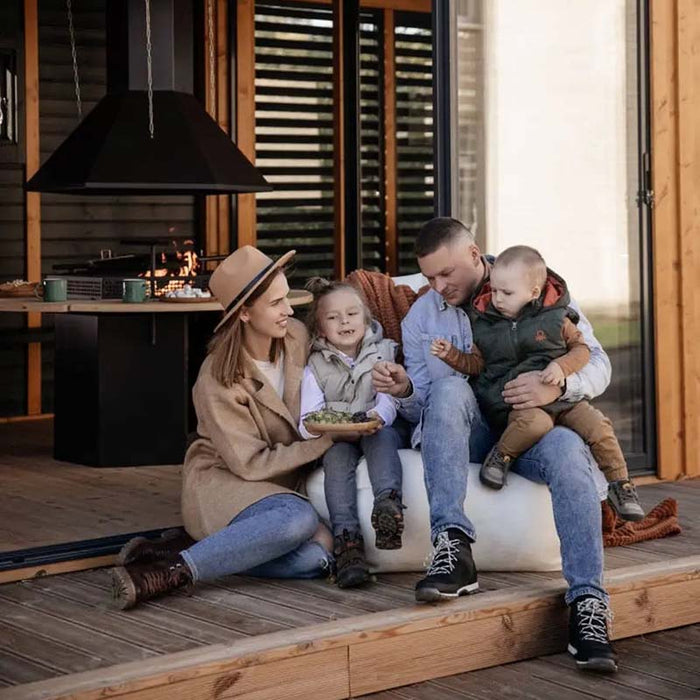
{"left": 448, "top": 0, "right": 655, "bottom": 472}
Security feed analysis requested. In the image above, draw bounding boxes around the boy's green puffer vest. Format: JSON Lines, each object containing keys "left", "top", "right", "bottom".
{"left": 468, "top": 268, "right": 579, "bottom": 430}
{"left": 308, "top": 320, "right": 397, "bottom": 414}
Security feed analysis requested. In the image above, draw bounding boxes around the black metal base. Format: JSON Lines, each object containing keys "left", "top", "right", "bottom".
{"left": 54, "top": 312, "right": 214, "bottom": 467}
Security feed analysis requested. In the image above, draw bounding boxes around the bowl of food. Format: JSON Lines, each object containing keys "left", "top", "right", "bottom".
{"left": 303, "top": 409, "right": 382, "bottom": 434}
{"left": 0, "top": 280, "right": 39, "bottom": 298}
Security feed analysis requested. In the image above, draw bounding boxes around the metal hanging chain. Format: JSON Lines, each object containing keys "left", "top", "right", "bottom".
{"left": 145, "top": 0, "right": 155, "bottom": 138}
{"left": 67, "top": 0, "right": 82, "bottom": 119}
{"left": 207, "top": 0, "right": 216, "bottom": 118}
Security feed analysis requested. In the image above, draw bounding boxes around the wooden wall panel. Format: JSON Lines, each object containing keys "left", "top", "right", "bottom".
{"left": 236, "top": 0, "right": 256, "bottom": 249}
{"left": 675, "top": 0, "right": 700, "bottom": 477}
{"left": 332, "top": 0, "right": 346, "bottom": 279}
{"left": 650, "top": 0, "right": 700, "bottom": 479}
{"left": 24, "top": 0, "right": 41, "bottom": 416}
{"left": 383, "top": 9, "right": 398, "bottom": 275}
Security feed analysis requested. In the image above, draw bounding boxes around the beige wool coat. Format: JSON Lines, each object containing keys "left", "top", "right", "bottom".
{"left": 181, "top": 318, "right": 333, "bottom": 540}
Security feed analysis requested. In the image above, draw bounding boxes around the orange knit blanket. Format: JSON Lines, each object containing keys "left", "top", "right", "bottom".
{"left": 347, "top": 269, "right": 682, "bottom": 549}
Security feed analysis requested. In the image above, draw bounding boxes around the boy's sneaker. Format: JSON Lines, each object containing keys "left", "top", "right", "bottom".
{"left": 371, "top": 490, "right": 406, "bottom": 550}
{"left": 334, "top": 530, "right": 370, "bottom": 589}
{"left": 415, "top": 529, "right": 479, "bottom": 602}
{"left": 607, "top": 479, "right": 645, "bottom": 522}
{"left": 568, "top": 595, "right": 618, "bottom": 673}
{"left": 479, "top": 446, "right": 513, "bottom": 490}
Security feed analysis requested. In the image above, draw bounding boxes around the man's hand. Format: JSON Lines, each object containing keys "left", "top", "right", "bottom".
{"left": 540, "top": 361, "right": 565, "bottom": 386}
{"left": 372, "top": 361, "right": 411, "bottom": 398}
{"left": 502, "top": 370, "right": 563, "bottom": 410}
{"left": 430, "top": 338, "right": 453, "bottom": 360}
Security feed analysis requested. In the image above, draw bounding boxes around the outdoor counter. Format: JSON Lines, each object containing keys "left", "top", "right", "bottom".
{"left": 0, "top": 290, "right": 312, "bottom": 467}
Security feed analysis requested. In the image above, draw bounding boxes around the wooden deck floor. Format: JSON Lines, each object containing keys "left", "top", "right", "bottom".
{"left": 363, "top": 624, "right": 700, "bottom": 700}
{"left": 0, "top": 419, "right": 181, "bottom": 553}
{"left": 0, "top": 480, "right": 697, "bottom": 697}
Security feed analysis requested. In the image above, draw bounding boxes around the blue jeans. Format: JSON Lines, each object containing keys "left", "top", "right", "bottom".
{"left": 323, "top": 422, "right": 408, "bottom": 537}
{"left": 420, "top": 375, "right": 609, "bottom": 605}
{"left": 180, "top": 494, "right": 333, "bottom": 582}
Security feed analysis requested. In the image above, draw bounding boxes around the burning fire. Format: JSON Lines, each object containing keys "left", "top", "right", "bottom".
{"left": 140, "top": 240, "right": 201, "bottom": 296}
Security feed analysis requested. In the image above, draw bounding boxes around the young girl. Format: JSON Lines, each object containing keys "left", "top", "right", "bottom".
{"left": 300, "top": 278, "right": 406, "bottom": 588}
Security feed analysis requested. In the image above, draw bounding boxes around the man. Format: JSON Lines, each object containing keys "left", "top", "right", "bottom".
{"left": 373, "top": 217, "right": 618, "bottom": 673}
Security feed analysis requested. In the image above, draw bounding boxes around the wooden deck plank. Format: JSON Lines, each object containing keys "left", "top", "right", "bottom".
{"left": 22, "top": 577, "right": 242, "bottom": 646}
{"left": 3, "top": 557, "right": 698, "bottom": 699}
{"left": 0, "top": 584, "right": 207, "bottom": 654}
{"left": 361, "top": 626, "right": 700, "bottom": 700}
{"left": 0, "top": 651, "right": 57, "bottom": 686}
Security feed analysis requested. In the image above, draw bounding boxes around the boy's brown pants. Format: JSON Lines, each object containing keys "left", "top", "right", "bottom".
{"left": 498, "top": 400, "right": 628, "bottom": 483}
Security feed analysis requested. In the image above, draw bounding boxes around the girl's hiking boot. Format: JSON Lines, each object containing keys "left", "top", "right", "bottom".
{"left": 371, "top": 490, "right": 406, "bottom": 549}
{"left": 568, "top": 595, "right": 618, "bottom": 673}
{"left": 111, "top": 556, "right": 194, "bottom": 610}
{"left": 415, "top": 529, "right": 479, "bottom": 602}
{"left": 479, "top": 446, "right": 513, "bottom": 489}
{"left": 116, "top": 528, "right": 196, "bottom": 566}
{"left": 334, "top": 530, "right": 370, "bottom": 588}
{"left": 607, "top": 479, "right": 645, "bottom": 522}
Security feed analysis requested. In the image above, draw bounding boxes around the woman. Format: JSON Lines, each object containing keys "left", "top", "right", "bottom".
{"left": 111, "top": 246, "right": 336, "bottom": 609}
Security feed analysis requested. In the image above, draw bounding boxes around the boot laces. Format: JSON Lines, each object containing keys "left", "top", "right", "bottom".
{"left": 426, "top": 531, "right": 460, "bottom": 575}
{"left": 576, "top": 597, "right": 613, "bottom": 643}
{"left": 612, "top": 480, "right": 638, "bottom": 504}
{"left": 141, "top": 561, "right": 190, "bottom": 596}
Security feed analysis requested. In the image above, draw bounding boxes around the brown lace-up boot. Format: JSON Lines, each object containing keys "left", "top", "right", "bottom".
{"left": 116, "top": 528, "right": 196, "bottom": 566}
{"left": 111, "top": 556, "right": 194, "bottom": 610}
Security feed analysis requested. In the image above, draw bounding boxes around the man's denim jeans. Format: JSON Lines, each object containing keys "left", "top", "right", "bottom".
{"left": 181, "top": 494, "right": 332, "bottom": 582}
{"left": 421, "top": 375, "right": 609, "bottom": 605}
{"left": 323, "top": 421, "right": 409, "bottom": 537}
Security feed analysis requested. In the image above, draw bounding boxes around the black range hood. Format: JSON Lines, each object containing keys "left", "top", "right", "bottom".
{"left": 25, "top": 0, "right": 270, "bottom": 197}
{"left": 25, "top": 90, "right": 271, "bottom": 196}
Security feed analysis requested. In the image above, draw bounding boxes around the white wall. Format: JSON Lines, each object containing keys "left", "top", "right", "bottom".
{"left": 483, "top": 0, "right": 631, "bottom": 310}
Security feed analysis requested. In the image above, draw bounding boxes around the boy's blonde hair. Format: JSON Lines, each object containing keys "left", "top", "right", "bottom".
{"left": 494, "top": 245, "right": 547, "bottom": 289}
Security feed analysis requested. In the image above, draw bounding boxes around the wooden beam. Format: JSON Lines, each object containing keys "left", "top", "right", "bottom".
{"left": 8, "top": 557, "right": 699, "bottom": 700}
{"left": 383, "top": 9, "right": 398, "bottom": 275}
{"left": 203, "top": 0, "right": 219, "bottom": 257}
{"left": 216, "top": 0, "right": 231, "bottom": 255}
{"left": 0, "top": 555, "right": 117, "bottom": 586}
{"left": 236, "top": 0, "right": 257, "bottom": 249}
{"left": 333, "top": 0, "right": 347, "bottom": 279}
{"left": 23, "top": 0, "right": 41, "bottom": 416}
{"left": 650, "top": 0, "right": 684, "bottom": 480}
{"left": 676, "top": 0, "right": 700, "bottom": 478}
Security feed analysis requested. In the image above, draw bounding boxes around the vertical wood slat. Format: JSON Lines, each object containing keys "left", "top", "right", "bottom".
{"left": 333, "top": 0, "right": 346, "bottom": 279}
{"left": 204, "top": 0, "right": 219, "bottom": 257}
{"left": 383, "top": 9, "right": 397, "bottom": 275}
{"left": 676, "top": 0, "right": 700, "bottom": 477}
{"left": 650, "top": 0, "right": 700, "bottom": 479}
{"left": 216, "top": 0, "right": 230, "bottom": 255}
{"left": 24, "top": 0, "right": 41, "bottom": 415}
{"left": 236, "top": 0, "right": 257, "bottom": 249}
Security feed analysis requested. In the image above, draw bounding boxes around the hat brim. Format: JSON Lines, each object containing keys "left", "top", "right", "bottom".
{"left": 213, "top": 249, "right": 296, "bottom": 332}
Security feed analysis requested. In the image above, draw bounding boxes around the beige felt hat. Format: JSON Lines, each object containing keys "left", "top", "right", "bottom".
{"left": 209, "top": 246, "right": 295, "bottom": 331}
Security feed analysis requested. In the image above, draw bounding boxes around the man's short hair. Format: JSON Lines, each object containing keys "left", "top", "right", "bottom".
{"left": 494, "top": 245, "right": 547, "bottom": 289}
{"left": 414, "top": 217, "right": 475, "bottom": 258}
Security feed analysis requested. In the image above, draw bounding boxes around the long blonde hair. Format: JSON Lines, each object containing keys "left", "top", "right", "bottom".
{"left": 208, "top": 269, "right": 285, "bottom": 387}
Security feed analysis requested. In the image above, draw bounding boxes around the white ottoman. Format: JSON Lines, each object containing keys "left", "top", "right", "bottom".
{"left": 306, "top": 448, "right": 562, "bottom": 573}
